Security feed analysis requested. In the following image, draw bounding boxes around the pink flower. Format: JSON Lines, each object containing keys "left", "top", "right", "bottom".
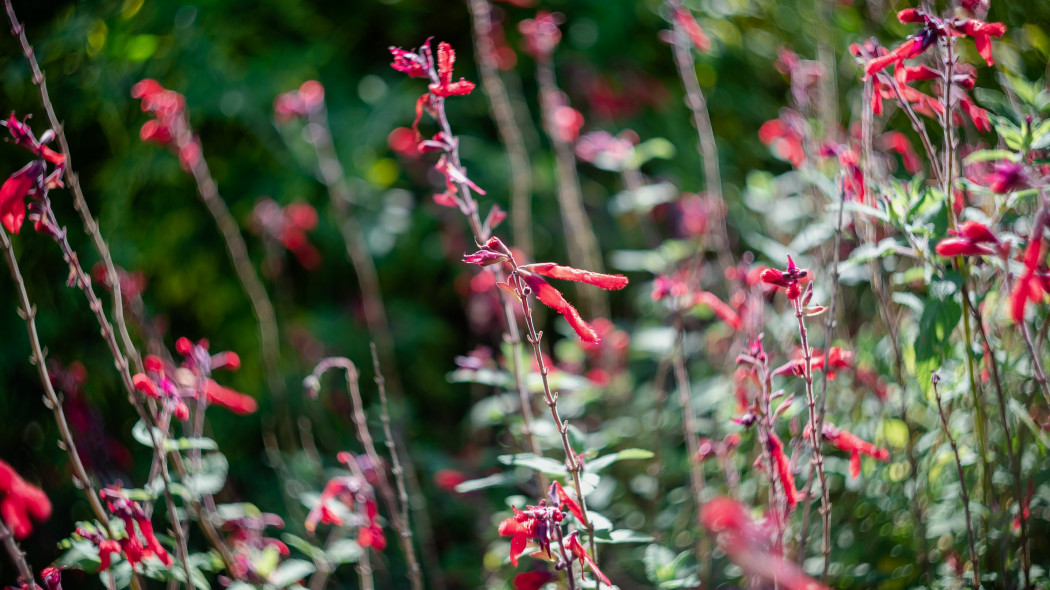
{"left": 0, "top": 162, "right": 40, "bottom": 234}
{"left": 986, "top": 161, "right": 1028, "bottom": 194}
{"left": 519, "top": 11, "right": 563, "bottom": 59}
{"left": 673, "top": 7, "right": 710, "bottom": 52}
{"left": 768, "top": 433, "right": 798, "bottom": 509}
{"left": 956, "top": 18, "right": 1007, "bottom": 66}
{"left": 808, "top": 423, "right": 889, "bottom": 478}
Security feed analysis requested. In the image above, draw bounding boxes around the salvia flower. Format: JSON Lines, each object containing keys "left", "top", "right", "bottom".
{"left": 0, "top": 459, "right": 51, "bottom": 539}
{"left": 767, "top": 433, "right": 798, "bottom": 509}
{"left": 935, "top": 220, "right": 1003, "bottom": 258}
{"left": 0, "top": 114, "right": 67, "bottom": 234}
{"left": 132, "top": 80, "right": 201, "bottom": 170}
{"left": 864, "top": 8, "right": 1006, "bottom": 77}
{"left": 497, "top": 502, "right": 564, "bottom": 566}
{"left": 464, "top": 237, "right": 628, "bottom": 343}
{"left": 1010, "top": 225, "right": 1047, "bottom": 324}
{"left": 305, "top": 471, "right": 385, "bottom": 551}
{"left": 701, "top": 497, "right": 829, "bottom": 590}
{"left": 758, "top": 112, "right": 806, "bottom": 167}
{"left": 85, "top": 486, "right": 173, "bottom": 571}
{"left": 564, "top": 531, "right": 611, "bottom": 585}
{"left": 806, "top": 423, "right": 889, "bottom": 479}
{"left": 252, "top": 198, "right": 322, "bottom": 271}
{"left": 772, "top": 347, "right": 854, "bottom": 379}
{"left": 760, "top": 256, "right": 809, "bottom": 301}
{"left": 986, "top": 160, "right": 1029, "bottom": 194}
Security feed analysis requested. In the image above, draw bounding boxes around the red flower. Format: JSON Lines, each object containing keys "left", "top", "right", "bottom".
{"left": 760, "top": 256, "right": 809, "bottom": 300}
{"left": 864, "top": 37, "right": 928, "bottom": 78}
{"left": 430, "top": 42, "right": 476, "bottom": 97}
{"left": 693, "top": 291, "right": 742, "bottom": 330}
{"left": 758, "top": 116, "right": 805, "bottom": 167}
{"left": 701, "top": 497, "right": 829, "bottom": 590}
{"left": 768, "top": 433, "right": 798, "bottom": 509}
{"left": 0, "top": 460, "right": 51, "bottom": 539}
{"left": 550, "top": 481, "right": 586, "bottom": 525}
{"left": 0, "top": 162, "right": 40, "bottom": 234}
{"left": 935, "top": 237, "right": 994, "bottom": 257}
{"left": 673, "top": 7, "right": 710, "bottom": 52}
{"left": 203, "top": 380, "right": 258, "bottom": 415}
{"left": 956, "top": 18, "right": 1007, "bottom": 66}
{"left": 1011, "top": 229, "right": 1046, "bottom": 324}
{"left": 986, "top": 161, "right": 1028, "bottom": 194}
{"left": 513, "top": 571, "right": 556, "bottom": 590}
{"left": 808, "top": 423, "right": 889, "bottom": 478}
{"left": 525, "top": 262, "right": 629, "bottom": 290}
{"left": 497, "top": 504, "right": 563, "bottom": 566}
{"left": 565, "top": 531, "right": 611, "bottom": 585}
{"left": 389, "top": 47, "right": 428, "bottom": 78}
{"left": 97, "top": 487, "right": 173, "bottom": 570}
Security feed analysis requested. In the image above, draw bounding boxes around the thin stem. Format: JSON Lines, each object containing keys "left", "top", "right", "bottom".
{"left": 467, "top": 0, "right": 534, "bottom": 258}
{"left": 932, "top": 374, "right": 980, "bottom": 588}
{"left": 305, "top": 105, "right": 401, "bottom": 397}
{"left": 182, "top": 151, "right": 284, "bottom": 403}
{"left": 535, "top": 54, "right": 607, "bottom": 318}
{"left": 308, "top": 358, "right": 422, "bottom": 590}
{"left": 791, "top": 295, "right": 831, "bottom": 581}
{"left": 964, "top": 294, "right": 1029, "bottom": 587}
{"left": 0, "top": 516, "right": 36, "bottom": 589}
{"left": 518, "top": 289, "right": 603, "bottom": 585}
{"left": 666, "top": 0, "right": 731, "bottom": 271}
{"left": 40, "top": 201, "right": 192, "bottom": 581}
{"left": 370, "top": 343, "right": 418, "bottom": 581}
{"left": 3, "top": 0, "right": 143, "bottom": 376}
{"left": 0, "top": 226, "right": 113, "bottom": 538}
{"left": 672, "top": 315, "right": 710, "bottom": 585}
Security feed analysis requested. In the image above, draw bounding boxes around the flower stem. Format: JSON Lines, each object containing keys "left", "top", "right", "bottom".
{"left": 0, "top": 517, "right": 36, "bottom": 590}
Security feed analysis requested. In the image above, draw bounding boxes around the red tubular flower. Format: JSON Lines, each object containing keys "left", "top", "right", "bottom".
{"left": 986, "top": 161, "right": 1028, "bottom": 194}
{"left": 1011, "top": 232, "right": 1046, "bottom": 324}
{"left": 0, "top": 161, "right": 42, "bottom": 234}
{"left": 498, "top": 509, "right": 539, "bottom": 567}
{"left": 565, "top": 532, "right": 611, "bottom": 585}
{"left": 864, "top": 37, "right": 927, "bottom": 78}
{"left": 811, "top": 423, "right": 889, "bottom": 478}
{"left": 693, "top": 291, "right": 742, "bottom": 330}
{"left": 758, "top": 117, "right": 805, "bottom": 167}
{"left": 525, "top": 262, "right": 629, "bottom": 290}
{"left": 551, "top": 481, "right": 586, "bottom": 525}
{"left": 761, "top": 256, "right": 809, "bottom": 300}
{"left": 956, "top": 19, "right": 1006, "bottom": 66}
{"left": 389, "top": 47, "right": 428, "bottom": 78}
{"left": 953, "top": 220, "right": 999, "bottom": 244}
{"left": 768, "top": 433, "right": 798, "bottom": 509}
{"left": 204, "top": 380, "right": 258, "bottom": 415}
{"left": 0, "top": 459, "right": 52, "bottom": 539}
{"left": 430, "top": 42, "right": 476, "bottom": 97}
{"left": 673, "top": 7, "right": 710, "bottom": 52}
{"left": 935, "top": 237, "right": 995, "bottom": 257}
{"left": 518, "top": 269, "right": 599, "bottom": 342}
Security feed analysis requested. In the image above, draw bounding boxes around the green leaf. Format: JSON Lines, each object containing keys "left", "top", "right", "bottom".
{"left": 281, "top": 533, "right": 327, "bottom": 563}
{"left": 132, "top": 420, "right": 218, "bottom": 451}
{"left": 454, "top": 473, "right": 509, "bottom": 493}
{"left": 184, "top": 453, "right": 229, "bottom": 497}
{"left": 326, "top": 539, "right": 363, "bottom": 564}
{"left": 963, "top": 149, "right": 1016, "bottom": 165}
{"left": 586, "top": 448, "right": 655, "bottom": 472}
{"left": 497, "top": 453, "right": 568, "bottom": 476}
{"left": 595, "top": 529, "right": 656, "bottom": 543}
{"left": 644, "top": 544, "right": 677, "bottom": 583}
{"left": 913, "top": 280, "right": 962, "bottom": 398}
{"left": 269, "top": 559, "right": 316, "bottom": 588}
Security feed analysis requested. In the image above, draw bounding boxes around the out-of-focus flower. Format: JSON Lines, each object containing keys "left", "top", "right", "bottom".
{"left": 767, "top": 433, "right": 798, "bottom": 509}
{"left": 759, "top": 112, "right": 806, "bottom": 167}
{"left": 672, "top": 7, "right": 710, "bottom": 52}
{"left": 0, "top": 460, "right": 51, "bottom": 539}
{"left": 132, "top": 79, "right": 201, "bottom": 170}
{"left": 806, "top": 422, "right": 889, "bottom": 478}
{"left": 986, "top": 161, "right": 1029, "bottom": 194}
{"left": 252, "top": 198, "right": 322, "bottom": 271}
{"left": 519, "top": 11, "right": 563, "bottom": 59}
{"left": 701, "top": 497, "right": 829, "bottom": 590}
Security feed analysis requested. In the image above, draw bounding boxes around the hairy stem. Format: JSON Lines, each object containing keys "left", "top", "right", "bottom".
{"left": 0, "top": 517, "right": 36, "bottom": 589}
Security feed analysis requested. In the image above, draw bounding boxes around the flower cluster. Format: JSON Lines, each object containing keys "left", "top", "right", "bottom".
{"left": 273, "top": 80, "right": 325, "bottom": 123}
{"left": 77, "top": 487, "right": 172, "bottom": 571}
{"left": 497, "top": 482, "right": 609, "bottom": 585}
{"left": 0, "top": 113, "right": 66, "bottom": 234}
{"left": 1011, "top": 215, "right": 1049, "bottom": 324}
{"left": 131, "top": 79, "right": 201, "bottom": 170}
{"left": 464, "top": 236, "right": 628, "bottom": 343}
{"left": 760, "top": 256, "right": 810, "bottom": 301}
{"left": 864, "top": 8, "right": 1005, "bottom": 77}
{"left": 935, "top": 220, "right": 1004, "bottom": 258}
{"left": 0, "top": 459, "right": 51, "bottom": 539}
{"left": 251, "top": 198, "right": 321, "bottom": 271}
{"left": 220, "top": 511, "right": 290, "bottom": 582}
{"left": 304, "top": 454, "right": 385, "bottom": 551}
{"left": 132, "top": 338, "right": 256, "bottom": 419}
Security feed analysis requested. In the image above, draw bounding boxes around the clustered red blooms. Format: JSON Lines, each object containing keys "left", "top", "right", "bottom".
{"left": 464, "top": 236, "right": 628, "bottom": 343}
{"left": 935, "top": 220, "right": 1005, "bottom": 258}
{"left": 220, "top": 512, "right": 290, "bottom": 582}
{"left": 304, "top": 453, "right": 385, "bottom": 551}
{"left": 767, "top": 432, "right": 798, "bottom": 509}
{"left": 273, "top": 80, "right": 325, "bottom": 123}
{"left": 805, "top": 423, "right": 889, "bottom": 479}
{"left": 388, "top": 41, "right": 487, "bottom": 212}
{"left": 672, "top": 6, "right": 711, "bottom": 52}
{"left": 701, "top": 497, "right": 829, "bottom": 590}
{"left": 132, "top": 337, "right": 256, "bottom": 420}
{"left": 76, "top": 486, "right": 172, "bottom": 571}
{"left": 252, "top": 198, "right": 322, "bottom": 271}
{"left": 864, "top": 8, "right": 1006, "bottom": 77}
{"left": 518, "top": 11, "right": 563, "bottom": 59}
{"left": 497, "top": 482, "right": 609, "bottom": 585}
{"left": 760, "top": 256, "right": 809, "bottom": 301}
{"left": 653, "top": 272, "right": 742, "bottom": 330}
{"left": 0, "top": 459, "right": 51, "bottom": 540}
{"left": 0, "top": 113, "right": 66, "bottom": 234}
{"left": 131, "top": 79, "right": 201, "bottom": 170}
